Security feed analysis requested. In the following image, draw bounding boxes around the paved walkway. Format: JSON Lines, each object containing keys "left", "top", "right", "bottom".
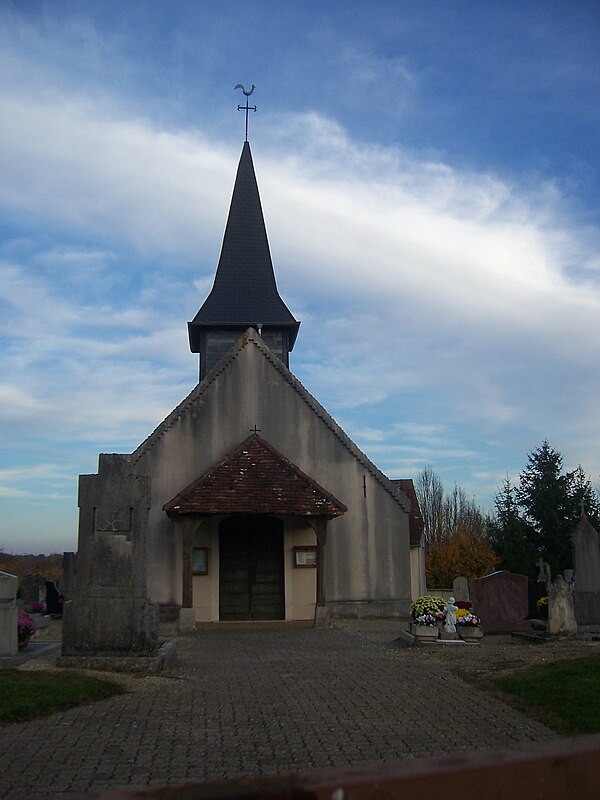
{"left": 0, "top": 623, "right": 556, "bottom": 799}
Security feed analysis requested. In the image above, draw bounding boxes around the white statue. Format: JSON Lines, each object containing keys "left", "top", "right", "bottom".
{"left": 444, "top": 596, "right": 458, "bottom": 633}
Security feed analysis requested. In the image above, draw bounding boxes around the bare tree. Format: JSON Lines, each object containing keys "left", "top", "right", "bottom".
{"left": 415, "top": 465, "right": 444, "bottom": 549}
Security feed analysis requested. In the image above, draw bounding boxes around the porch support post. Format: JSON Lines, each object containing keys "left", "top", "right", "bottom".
{"left": 179, "top": 516, "right": 196, "bottom": 630}
{"left": 311, "top": 518, "right": 329, "bottom": 628}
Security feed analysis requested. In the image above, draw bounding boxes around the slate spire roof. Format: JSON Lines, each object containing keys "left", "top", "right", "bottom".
{"left": 188, "top": 141, "right": 300, "bottom": 351}
{"left": 163, "top": 433, "right": 347, "bottom": 517}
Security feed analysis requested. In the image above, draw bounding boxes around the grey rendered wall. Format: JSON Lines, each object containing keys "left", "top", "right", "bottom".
{"left": 130, "top": 335, "right": 412, "bottom": 617}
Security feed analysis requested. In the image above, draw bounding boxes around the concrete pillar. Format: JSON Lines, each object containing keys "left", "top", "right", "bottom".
{"left": 179, "top": 517, "right": 196, "bottom": 630}
{"left": 309, "top": 519, "right": 329, "bottom": 627}
{"left": 181, "top": 517, "right": 194, "bottom": 609}
{"left": 0, "top": 571, "right": 18, "bottom": 657}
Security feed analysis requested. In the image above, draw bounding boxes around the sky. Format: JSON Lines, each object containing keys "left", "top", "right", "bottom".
{"left": 1, "top": 1, "right": 599, "bottom": 554}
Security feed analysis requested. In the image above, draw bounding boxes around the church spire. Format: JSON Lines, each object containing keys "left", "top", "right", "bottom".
{"left": 188, "top": 141, "right": 300, "bottom": 380}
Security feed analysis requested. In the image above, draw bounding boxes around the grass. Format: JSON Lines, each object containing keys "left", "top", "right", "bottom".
{"left": 494, "top": 656, "right": 600, "bottom": 735}
{"left": 0, "top": 669, "right": 126, "bottom": 725}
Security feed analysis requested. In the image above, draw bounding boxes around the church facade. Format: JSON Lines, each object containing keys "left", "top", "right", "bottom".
{"left": 73, "top": 140, "right": 426, "bottom": 627}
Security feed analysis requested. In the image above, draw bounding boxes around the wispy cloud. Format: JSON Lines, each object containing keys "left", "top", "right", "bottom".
{"left": 0, "top": 4, "right": 599, "bottom": 551}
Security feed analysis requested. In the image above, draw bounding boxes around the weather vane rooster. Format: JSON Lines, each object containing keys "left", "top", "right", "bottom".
{"left": 235, "top": 83, "right": 257, "bottom": 141}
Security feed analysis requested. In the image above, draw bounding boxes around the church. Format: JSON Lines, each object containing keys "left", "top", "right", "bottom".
{"left": 69, "top": 131, "right": 426, "bottom": 631}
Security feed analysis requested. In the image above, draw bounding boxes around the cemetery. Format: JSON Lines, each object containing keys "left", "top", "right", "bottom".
{"left": 0, "top": 456, "right": 600, "bottom": 800}
{"left": 2, "top": 546, "right": 600, "bottom": 800}
{"left": 2, "top": 510, "right": 600, "bottom": 668}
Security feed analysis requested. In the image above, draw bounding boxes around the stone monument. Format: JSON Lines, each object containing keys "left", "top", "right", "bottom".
{"left": 548, "top": 576, "right": 577, "bottom": 636}
{"left": 60, "top": 455, "right": 164, "bottom": 670}
{"left": 0, "top": 571, "right": 18, "bottom": 657}
{"left": 571, "top": 512, "right": 600, "bottom": 627}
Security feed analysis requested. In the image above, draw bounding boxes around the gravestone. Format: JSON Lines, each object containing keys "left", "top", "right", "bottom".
{"left": 469, "top": 571, "right": 529, "bottom": 634}
{"left": 452, "top": 576, "right": 470, "bottom": 602}
{"left": 548, "top": 576, "right": 577, "bottom": 636}
{"left": 0, "top": 571, "right": 18, "bottom": 657}
{"left": 45, "top": 581, "right": 63, "bottom": 615}
{"left": 536, "top": 557, "right": 551, "bottom": 587}
{"left": 61, "top": 455, "right": 159, "bottom": 665}
{"left": 571, "top": 513, "right": 600, "bottom": 626}
{"left": 18, "top": 575, "right": 46, "bottom": 611}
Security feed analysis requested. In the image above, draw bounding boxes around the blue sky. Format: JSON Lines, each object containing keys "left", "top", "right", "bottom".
{"left": 1, "top": 1, "right": 599, "bottom": 553}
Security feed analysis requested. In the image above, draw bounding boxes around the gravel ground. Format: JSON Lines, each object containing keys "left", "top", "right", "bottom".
{"left": 19, "top": 617, "right": 600, "bottom": 693}
{"left": 334, "top": 619, "right": 600, "bottom": 684}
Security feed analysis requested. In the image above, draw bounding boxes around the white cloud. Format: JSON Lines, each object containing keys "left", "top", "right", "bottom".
{"left": 0, "top": 385, "right": 46, "bottom": 422}
{"left": 0, "top": 487, "right": 28, "bottom": 498}
{"left": 0, "top": 38, "right": 599, "bottom": 536}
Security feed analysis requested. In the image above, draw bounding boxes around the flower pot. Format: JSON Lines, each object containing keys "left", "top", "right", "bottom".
{"left": 413, "top": 625, "right": 439, "bottom": 644}
{"left": 458, "top": 626, "right": 483, "bottom": 643}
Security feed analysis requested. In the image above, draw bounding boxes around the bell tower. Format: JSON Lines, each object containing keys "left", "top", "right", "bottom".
{"left": 188, "top": 140, "right": 300, "bottom": 381}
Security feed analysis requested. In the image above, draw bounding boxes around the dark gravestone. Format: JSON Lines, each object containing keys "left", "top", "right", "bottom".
{"left": 18, "top": 575, "right": 47, "bottom": 611}
{"left": 45, "top": 581, "right": 63, "bottom": 615}
{"left": 469, "top": 571, "right": 529, "bottom": 634}
{"left": 571, "top": 514, "right": 600, "bottom": 626}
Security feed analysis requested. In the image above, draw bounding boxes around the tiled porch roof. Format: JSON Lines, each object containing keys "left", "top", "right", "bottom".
{"left": 163, "top": 434, "right": 347, "bottom": 518}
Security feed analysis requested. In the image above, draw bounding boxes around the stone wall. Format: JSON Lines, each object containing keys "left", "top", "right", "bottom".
{"left": 62, "top": 456, "right": 158, "bottom": 657}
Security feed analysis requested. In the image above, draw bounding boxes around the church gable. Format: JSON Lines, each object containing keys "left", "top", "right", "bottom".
{"left": 131, "top": 327, "right": 410, "bottom": 516}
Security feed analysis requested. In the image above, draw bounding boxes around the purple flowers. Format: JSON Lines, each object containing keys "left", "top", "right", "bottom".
{"left": 456, "top": 613, "right": 481, "bottom": 626}
{"left": 18, "top": 610, "right": 36, "bottom": 647}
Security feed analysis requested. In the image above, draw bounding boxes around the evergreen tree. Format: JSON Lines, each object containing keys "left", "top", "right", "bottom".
{"left": 567, "top": 465, "right": 600, "bottom": 525}
{"left": 489, "top": 476, "right": 536, "bottom": 576}
{"left": 516, "top": 441, "right": 599, "bottom": 576}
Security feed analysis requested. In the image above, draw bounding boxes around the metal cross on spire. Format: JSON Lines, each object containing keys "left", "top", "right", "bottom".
{"left": 235, "top": 83, "right": 257, "bottom": 141}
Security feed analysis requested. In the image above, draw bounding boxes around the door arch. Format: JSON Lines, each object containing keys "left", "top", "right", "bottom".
{"left": 219, "top": 515, "right": 285, "bottom": 621}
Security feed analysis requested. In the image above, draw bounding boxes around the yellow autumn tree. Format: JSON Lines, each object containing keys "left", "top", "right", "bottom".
{"left": 416, "top": 467, "right": 497, "bottom": 589}
{"left": 425, "top": 523, "right": 497, "bottom": 588}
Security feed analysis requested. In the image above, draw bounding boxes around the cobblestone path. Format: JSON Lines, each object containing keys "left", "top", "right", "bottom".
{"left": 0, "top": 624, "right": 555, "bottom": 799}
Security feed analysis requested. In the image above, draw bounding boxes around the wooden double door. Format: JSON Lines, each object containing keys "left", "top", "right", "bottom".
{"left": 219, "top": 516, "right": 285, "bottom": 621}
